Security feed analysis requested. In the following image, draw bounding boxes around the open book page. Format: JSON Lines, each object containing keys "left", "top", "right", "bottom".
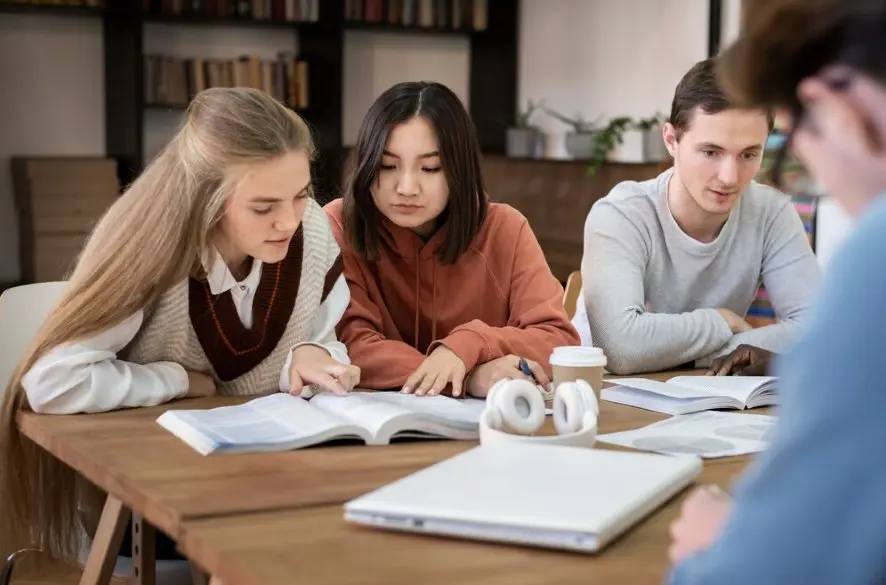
{"left": 607, "top": 378, "right": 718, "bottom": 400}
{"left": 666, "top": 376, "right": 777, "bottom": 404}
{"left": 309, "top": 392, "right": 486, "bottom": 443}
{"left": 597, "top": 411, "right": 777, "bottom": 458}
{"left": 157, "top": 394, "right": 371, "bottom": 454}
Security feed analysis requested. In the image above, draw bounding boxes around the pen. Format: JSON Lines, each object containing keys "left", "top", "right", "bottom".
{"left": 518, "top": 357, "right": 541, "bottom": 386}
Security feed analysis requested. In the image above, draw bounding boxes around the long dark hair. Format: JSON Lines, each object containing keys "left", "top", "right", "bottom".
{"left": 342, "top": 81, "right": 488, "bottom": 264}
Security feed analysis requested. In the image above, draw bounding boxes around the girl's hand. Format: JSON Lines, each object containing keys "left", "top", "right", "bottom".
{"left": 466, "top": 355, "right": 550, "bottom": 398}
{"left": 289, "top": 345, "right": 361, "bottom": 397}
{"left": 402, "top": 346, "right": 467, "bottom": 397}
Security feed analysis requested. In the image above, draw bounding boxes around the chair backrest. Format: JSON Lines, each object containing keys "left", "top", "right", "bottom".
{"left": 0, "top": 282, "right": 67, "bottom": 394}
{"left": 562, "top": 270, "right": 582, "bottom": 320}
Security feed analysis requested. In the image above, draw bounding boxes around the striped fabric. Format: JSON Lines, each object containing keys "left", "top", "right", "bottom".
{"left": 747, "top": 133, "right": 819, "bottom": 326}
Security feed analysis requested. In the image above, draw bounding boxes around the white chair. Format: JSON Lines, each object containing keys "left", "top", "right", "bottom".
{"left": 0, "top": 281, "right": 68, "bottom": 394}
{"left": 0, "top": 282, "right": 194, "bottom": 585}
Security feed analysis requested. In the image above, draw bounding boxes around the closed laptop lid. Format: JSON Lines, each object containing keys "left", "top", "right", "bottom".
{"left": 344, "top": 443, "right": 702, "bottom": 548}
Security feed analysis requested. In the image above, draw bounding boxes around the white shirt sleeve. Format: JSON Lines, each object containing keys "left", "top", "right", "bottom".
{"left": 278, "top": 274, "right": 351, "bottom": 394}
{"left": 21, "top": 311, "right": 189, "bottom": 414}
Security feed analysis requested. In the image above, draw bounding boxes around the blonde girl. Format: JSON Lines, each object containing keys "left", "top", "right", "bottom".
{"left": 0, "top": 87, "right": 359, "bottom": 563}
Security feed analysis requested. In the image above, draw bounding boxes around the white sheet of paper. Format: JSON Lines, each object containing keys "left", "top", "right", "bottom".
{"left": 596, "top": 411, "right": 777, "bottom": 459}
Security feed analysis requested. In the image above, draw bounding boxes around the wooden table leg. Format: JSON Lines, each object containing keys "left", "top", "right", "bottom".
{"left": 130, "top": 515, "right": 156, "bottom": 585}
{"left": 79, "top": 495, "right": 130, "bottom": 585}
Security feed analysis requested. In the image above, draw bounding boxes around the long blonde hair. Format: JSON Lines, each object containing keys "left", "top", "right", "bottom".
{"left": 0, "top": 87, "right": 316, "bottom": 563}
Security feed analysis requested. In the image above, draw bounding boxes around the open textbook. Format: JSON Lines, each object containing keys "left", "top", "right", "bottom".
{"left": 601, "top": 375, "right": 778, "bottom": 416}
{"left": 597, "top": 411, "right": 778, "bottom": 459}
{"left": 157, "top": 392, "right": 487, "bottom": 455}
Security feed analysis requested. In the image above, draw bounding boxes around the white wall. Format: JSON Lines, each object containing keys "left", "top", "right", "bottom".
{"left": 0, "top": 14, "right": 105, "bottom": 283}
{"left": 342, "top": 31, "right": 469, "bottom": 146}
{"left": 519, "top": 0, "right": 708, "bottom": 159}
{"left": 815, "top": 198, "right": 855, "bottom": 270}
{"left": 720, "top": 0, "right": 743, "bottom": 49}
{"left": 0, "top": 1, "right": 714, "bottom": 282}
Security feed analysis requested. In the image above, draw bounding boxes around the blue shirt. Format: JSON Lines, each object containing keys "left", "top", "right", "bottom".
{"left": 669, "top": 195, "right": 886, "bottom": 585}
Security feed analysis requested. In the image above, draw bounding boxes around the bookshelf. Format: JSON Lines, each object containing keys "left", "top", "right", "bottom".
{"left": 1, "top": 0, "right": 517, "bottom": 203}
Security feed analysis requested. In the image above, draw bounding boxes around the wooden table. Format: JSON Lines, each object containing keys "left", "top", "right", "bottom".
{"left": 177, "top": 457, "right": 753, "bottom": 585}
{"left": 16, "top": 381, "right": 678, "bottom": 585}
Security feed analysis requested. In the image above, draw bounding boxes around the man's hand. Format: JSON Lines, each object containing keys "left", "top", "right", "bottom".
{"left": 466, "top": 355, "right": 550, "bottom": 398}
{"left": 716, "top": 308, "right": 753, "bottom": 334}
{"left": 707, "top": 344, "right": 773, "bottom": 376}
{"left": 403, "top": 345, "right": 466, "bottom": 397}
{"left": 289, "top": 345, "right": 360, "bottom": 397}
{"left": 669, "top": 485, "right": 734, "bottom": 565}
{"left": 185, "top": 371, "right": 217, "bottom": 398}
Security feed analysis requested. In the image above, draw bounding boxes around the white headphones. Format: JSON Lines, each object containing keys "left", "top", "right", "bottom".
{"left": 479, "top": 378, "right": 599, "bottom": 448}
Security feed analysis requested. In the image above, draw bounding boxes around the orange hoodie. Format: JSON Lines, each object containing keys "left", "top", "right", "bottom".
{"left": 324, "top": 199, "right": 580, "bottom": 390}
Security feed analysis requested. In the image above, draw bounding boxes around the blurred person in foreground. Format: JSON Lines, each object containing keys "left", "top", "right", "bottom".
{"left": 668, "top": 0, "right": 886, "bottom": 583}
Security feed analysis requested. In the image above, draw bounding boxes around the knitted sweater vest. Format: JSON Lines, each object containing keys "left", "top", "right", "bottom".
{"left": 123, "top": 199, "right": 342, "bottom": 396}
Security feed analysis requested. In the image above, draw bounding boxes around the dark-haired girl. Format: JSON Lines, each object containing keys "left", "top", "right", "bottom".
{"left": 325, "top": 81, "right": 579, "bottom": 397}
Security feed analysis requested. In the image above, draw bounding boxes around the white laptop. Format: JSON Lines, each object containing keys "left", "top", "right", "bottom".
{"left": 343, "top": 443, "right": 702, "bottom": 553}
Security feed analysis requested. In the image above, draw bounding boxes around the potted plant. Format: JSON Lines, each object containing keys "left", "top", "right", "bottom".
{"left": 506, "top": 100, "right": 545, "bottom": 158}
{"left": 542, "top": 108, "right": 603, "bottom": 160}
{"left": 583, "top": 116, "right": 636, "bottom": 176}
{"left": 635, "top": 113, "right": 670, "bottom": 162}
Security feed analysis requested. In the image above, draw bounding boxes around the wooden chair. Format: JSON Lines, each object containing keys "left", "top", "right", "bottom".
{"left": 562, "top": 270, "right": 582, "bottom": 320}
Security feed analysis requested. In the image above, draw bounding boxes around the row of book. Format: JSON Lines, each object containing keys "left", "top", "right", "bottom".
{"left": 346, "top": 0, "right": 488, "bottom": 30}
{"left": 0, "top": 0, "right": 102, "bottom": 6}
{"left": 144, "top": 53, "right": 309, "bottom": 110}
{"left": 142, "top": 0, "right": 319, "bottom": 21}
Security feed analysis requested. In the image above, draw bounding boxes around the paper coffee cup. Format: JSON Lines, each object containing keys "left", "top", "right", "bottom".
{"left": 549, "top": 346, "right": 607, "bottom": 396}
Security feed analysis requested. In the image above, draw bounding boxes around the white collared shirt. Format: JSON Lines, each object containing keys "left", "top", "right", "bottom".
{"left": 21, "top": 250, "right": 351, "bottom": 414}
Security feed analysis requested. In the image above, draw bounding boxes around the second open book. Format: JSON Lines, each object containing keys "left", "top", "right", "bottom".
{"left": 157, "top": 391, "right": 487, "bottom": 455}
{"left": 601, "top": 375, "right": 778, "bottom": 415}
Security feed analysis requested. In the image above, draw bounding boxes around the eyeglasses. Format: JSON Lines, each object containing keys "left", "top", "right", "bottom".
{"left": 769, "top": 76, "right": 852, "bottom": 190}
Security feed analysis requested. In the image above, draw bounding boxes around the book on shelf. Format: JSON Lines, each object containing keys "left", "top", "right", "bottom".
{"left": 344, "top": 0, "right": 487, "bottom": 31}
{"left": 144, "top": 52, "right": 308, "bottom": 110}
{"left": 601, "top": 375, "right": 778, "bottom": 416}
{"left": 157, "top": 391, "right": 487, "bottom": 455}
{"left": 0, "top": 0, "right": 102, "bottom": 6}
{"left": 142, "top": 0, "right": 319, "bottom": 22}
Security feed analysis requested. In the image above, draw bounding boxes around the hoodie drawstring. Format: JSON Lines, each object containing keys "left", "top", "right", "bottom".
{"left": 413, "top": 247, "right": 421, "bottom": 350}
{"left": 413, "top": 247, "right": 439, "bottom": 351}
{"left": 431, "top": 261, "right": 437, "bottom": 343}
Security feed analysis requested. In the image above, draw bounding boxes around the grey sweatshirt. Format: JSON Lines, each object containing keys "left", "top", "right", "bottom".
{"left": 573, "top": 168, "right": 822, "bottom": 375}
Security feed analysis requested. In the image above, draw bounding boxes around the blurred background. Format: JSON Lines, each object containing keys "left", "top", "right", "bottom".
{"left": 0, "top": 0, "right": 852, "bottom": 308}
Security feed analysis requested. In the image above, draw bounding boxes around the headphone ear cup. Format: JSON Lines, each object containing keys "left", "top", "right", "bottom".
{"left": 485, "top": 379, "right": 545, "bottom": 435}
{"left": 553, "top": 380, "right": 599, "bottom": 435}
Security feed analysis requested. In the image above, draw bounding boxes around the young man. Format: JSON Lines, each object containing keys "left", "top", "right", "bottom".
{"left": 668, "top": 1, "right": 886, "bottom": 583}
{"left": 573, "top": 57, "right": 822, "bottom": 375}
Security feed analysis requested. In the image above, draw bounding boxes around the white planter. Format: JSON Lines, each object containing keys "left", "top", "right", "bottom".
{"left": 565, "top": 131, "right": 599, "bottom": 159}
{"left": 642, "top": 127, "right": 670, "bottom": 162}
{"left": 506, "top": 127, "right": 545, "bottom": 158}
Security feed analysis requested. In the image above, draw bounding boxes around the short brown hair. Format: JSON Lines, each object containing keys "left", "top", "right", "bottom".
{"left": 669, "top": 57, "right": 773, "bottom": 138}
{"left": 341, "top": 81, "right": 488, "bottom": 265}
{"left": 718, "top": 0, "right": 886, "bottom": 115}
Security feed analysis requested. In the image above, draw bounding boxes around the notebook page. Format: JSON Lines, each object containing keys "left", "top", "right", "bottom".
{"left": 165, "top": 394, "right": 350, "bottom": 448}
{"left": 309, "top": 392, "right": 414, "bottom": 437}
{"left": 360, "top": 392, "right": 486, "bottom": 429}
{"left": 609, "top": 378, "right": 715, "bottom": 399}
{"left": 310, "top": 392, "right": 485, "bottom": 437}
{"left": 667, "top": 376, "right": 775, "bottom": 403}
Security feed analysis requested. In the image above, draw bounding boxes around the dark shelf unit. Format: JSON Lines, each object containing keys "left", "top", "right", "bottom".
{"left": 2, "top": 1, "right": 518, "bottom": 203}
{"left": 0, "top": 1, "right": 103, "bottom": 17}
